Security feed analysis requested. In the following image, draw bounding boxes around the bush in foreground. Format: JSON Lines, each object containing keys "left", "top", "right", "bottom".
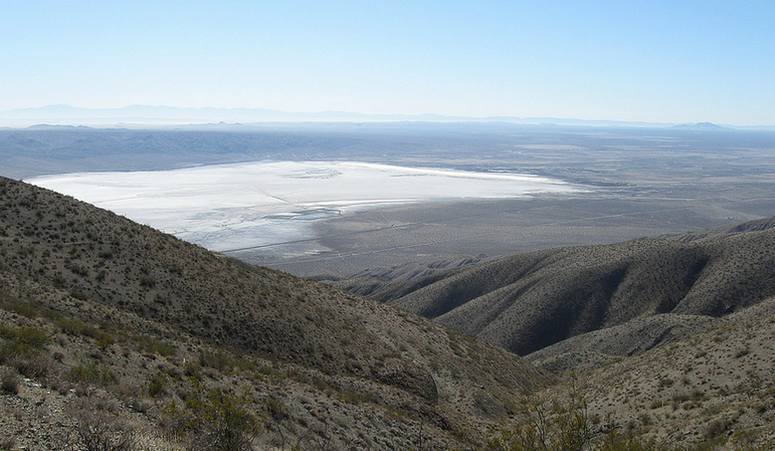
{"left": 1, "top": 368, "right": 19, "bottom": 395}
{"left": 162, "top": 383, "right": 261, "bottom": 451}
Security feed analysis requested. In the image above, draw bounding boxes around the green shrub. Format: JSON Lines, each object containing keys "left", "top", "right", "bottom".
{"left": 55, "top": 317, "right": 114, "bottom": 348}
{"left": 183, "top": 360, "right": 202, "bottom": 380}
{"left": 336, "top": 388, "right": 373, "bottom": 405}
{"left": 264, "top": 396, "right": 288, "bottom": 421}
{"left": 148, "top": 372, "right": 168, "bottom": 398}
{"left": 0, "top": 293, "right": 64, "bottom": 323}
{"left": 68, "top": 362, "right": 117, "bottom": 387}
{"left": 132, "top": 335, "right": 176, "bottom": 357}
{"left": 488, "top": 381, "right": 593, "bottom": 451}
{"left": 162, "top": 384, "right": 261, "bottom": 450}
{"left": 599, "top": 430, "right": 658, "bottom": 450}
{"left": 0, "top": 291, "right": 41, "bottom": 318}
{"left": 0, "top": 325, "right": 49, "bottom": 362}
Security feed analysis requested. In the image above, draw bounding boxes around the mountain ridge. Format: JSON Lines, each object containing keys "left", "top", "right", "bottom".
{"left": 332, "top": 217, "right": 775, "bottom": 370}
{"left": 0, "top": 104, "right": 749, "bottom": 129}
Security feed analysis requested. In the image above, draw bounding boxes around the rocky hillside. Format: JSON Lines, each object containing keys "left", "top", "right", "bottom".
{"left": 0, "top": 177, "right": 547, "bottom": 450}
{"left": 568, "top": 295, "right": 775, "bottom": 447}
{"left": 4, "top": 175, "right": 775, "bottom": 450}
{"left": 322, "top": 255, "right": 486, "bottom": 302}
{"left": 336, "top": 218, "right": 775, "bottom": 372}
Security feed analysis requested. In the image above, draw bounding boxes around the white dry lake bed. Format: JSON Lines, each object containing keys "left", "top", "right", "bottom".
{"left": 27, "top": 161, "right": 583, "bottom": 256}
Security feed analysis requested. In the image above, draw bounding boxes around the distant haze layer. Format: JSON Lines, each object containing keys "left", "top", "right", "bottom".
{"left": 27, "top": 161, "right": 581, "bottom": 253}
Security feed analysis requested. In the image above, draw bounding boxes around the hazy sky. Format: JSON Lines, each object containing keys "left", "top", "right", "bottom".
{"left": 2, "top": 1, "right": 774, "bottom": 124}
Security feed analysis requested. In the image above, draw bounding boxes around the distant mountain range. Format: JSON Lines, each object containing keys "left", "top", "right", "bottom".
{"left": 672, "top": 121, "right": 727, "bottom": 130}
{"left": 0, "top": 104, "right": 763, "bottom": 129}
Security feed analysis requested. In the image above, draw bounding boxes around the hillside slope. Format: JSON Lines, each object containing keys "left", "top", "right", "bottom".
{"left": 571, "top": 296, "right": 775, "bottom": 447}
{"left": 483, "top": 296, "right": 775, "bottom": 450}
{"left": 323, "top": 256, "right": 486, "bottom": 302}
{"left": 0, "top": 177, "right": 547, "bottom": 449}
{"left": 363, "top": 219, "right": 775, "bottom": 363}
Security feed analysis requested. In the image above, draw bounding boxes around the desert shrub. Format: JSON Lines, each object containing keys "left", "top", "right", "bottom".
{"left": 671, "top": 390, "right": 705, "bottom": 407}
{"left": 264, "top": 396, "right": 288, "bottom": 421}
{"left": 705, "top": 418, "right": 732, "bottom": 439}
{"left": 488, "top": 381, "right": 593, "bottom": 451}
{"left": 734, "top": 347, "right": 750, "bottom": 359}
{"left": 199, "top": 350, "right": 234, "bottom": 372}
{"left": 2, "top": 299, "right": 40, "bottom": 318}
{"left": 68, "top": 362, "right": 117, "bottom": 387}
{"left": 68, "top": 263, "right": 89, "bottom": 277}
{"left": 73, "top": 410, "right": 136, "bottom": 451}
{"left": 0, "top": 293, "right": 64, "bottom": 323}
{"left": 183, "top": 360, "right": 202, "bottom": 380}
{"left": 488, "top": 394, "right": 660, "bottom": 451}
{"left": 55, "top": 317, "right": 114, "bottom": 348}
{"left": 97, "top": 249, "right": 114, "bottom": 259}
{"left": 132, "top": 335, "right": 176, "bottom": 357}
{"left": 12, "top": 354, "right": 52, "bottom": 378}
{"left": 199, "top": 350, "right": 253, "bottom": 374}
{"left": 255, "top": 364, "right": 279, "bottom": 378}
{"left": 657, "top": 378, "right": 675, "bottom": 389}
{"left": 139, "top": 276, "right": 157, "bottom": 288}
{"left": 1, "top": 369, "right": 20, "bottom": 395}
{"left": 335, "top": 388, "right": 372, "bottom": 405}
{"left": 0, "top": 325, "right": 49, "bottom": 363}
{"left": 599, "top": 430, "right": 658, "bottom": 450}
{"left": 148, "top": 371, "right": 168, "bottom": 398}
{"left": 55, "top": 317, "right": 92, "bottom": 336}
{"left": 1, "top": 326, "right": 48, "bottom": 345}
{"left": 162, "top": 384, "right": 261, "bottom": 451}
{"left": 0, "top": 289, "right": 41, "bottom": 318}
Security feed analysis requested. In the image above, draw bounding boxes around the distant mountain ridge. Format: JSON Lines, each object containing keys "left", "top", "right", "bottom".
{"left": 0, "top": 104, "right": 749, "bottom": 128}
{"left": 672, "top": 121, "right": 726, "bottom": 130}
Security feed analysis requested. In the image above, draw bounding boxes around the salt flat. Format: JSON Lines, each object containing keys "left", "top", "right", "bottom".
{"left": 27, "top": 161, "right": 582, "bottom": 253}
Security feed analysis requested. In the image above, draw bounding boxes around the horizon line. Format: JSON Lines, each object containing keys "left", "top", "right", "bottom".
{"left": 0, "top": 104, "right": 774, "bottom": 129}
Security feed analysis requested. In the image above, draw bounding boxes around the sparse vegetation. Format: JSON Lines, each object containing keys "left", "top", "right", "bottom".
{"left": 73, "top": 410, "right": 136, "bottom": 451}
{"left": 162, "top": 385, "right": 262, "bottom": 450}
{"left": 488, "top": 381, "right": 594, "bottom": 451}
{"left": 2, "top": 176, "right": 775, "bottom": 449}
{"left": 55, "top": 317, "right": 115, "bottom": 348}
{"left": 1, "top": 369, "right": 19, "bottom": 395}
{"left": 264, "top": 396, "right": 288, "bottom": 422}
{"left": 0, "top": 325, "right": 49, "bottom": 359}
{"left": 147, "top": 371, "right": 168, "bottom": 398}
{"left": 198, "top": 350, "right": 254, "bottom": 374}
{"left": 132, "top": 335, "right": 177, "bottom": 357}
{"left": 68, "top": 362, "right": 117, "bottom": 387}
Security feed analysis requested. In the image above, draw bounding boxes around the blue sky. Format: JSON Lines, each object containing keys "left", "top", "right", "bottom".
{"left": 2, "top": 0, "right": 774, "bottom": 124}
